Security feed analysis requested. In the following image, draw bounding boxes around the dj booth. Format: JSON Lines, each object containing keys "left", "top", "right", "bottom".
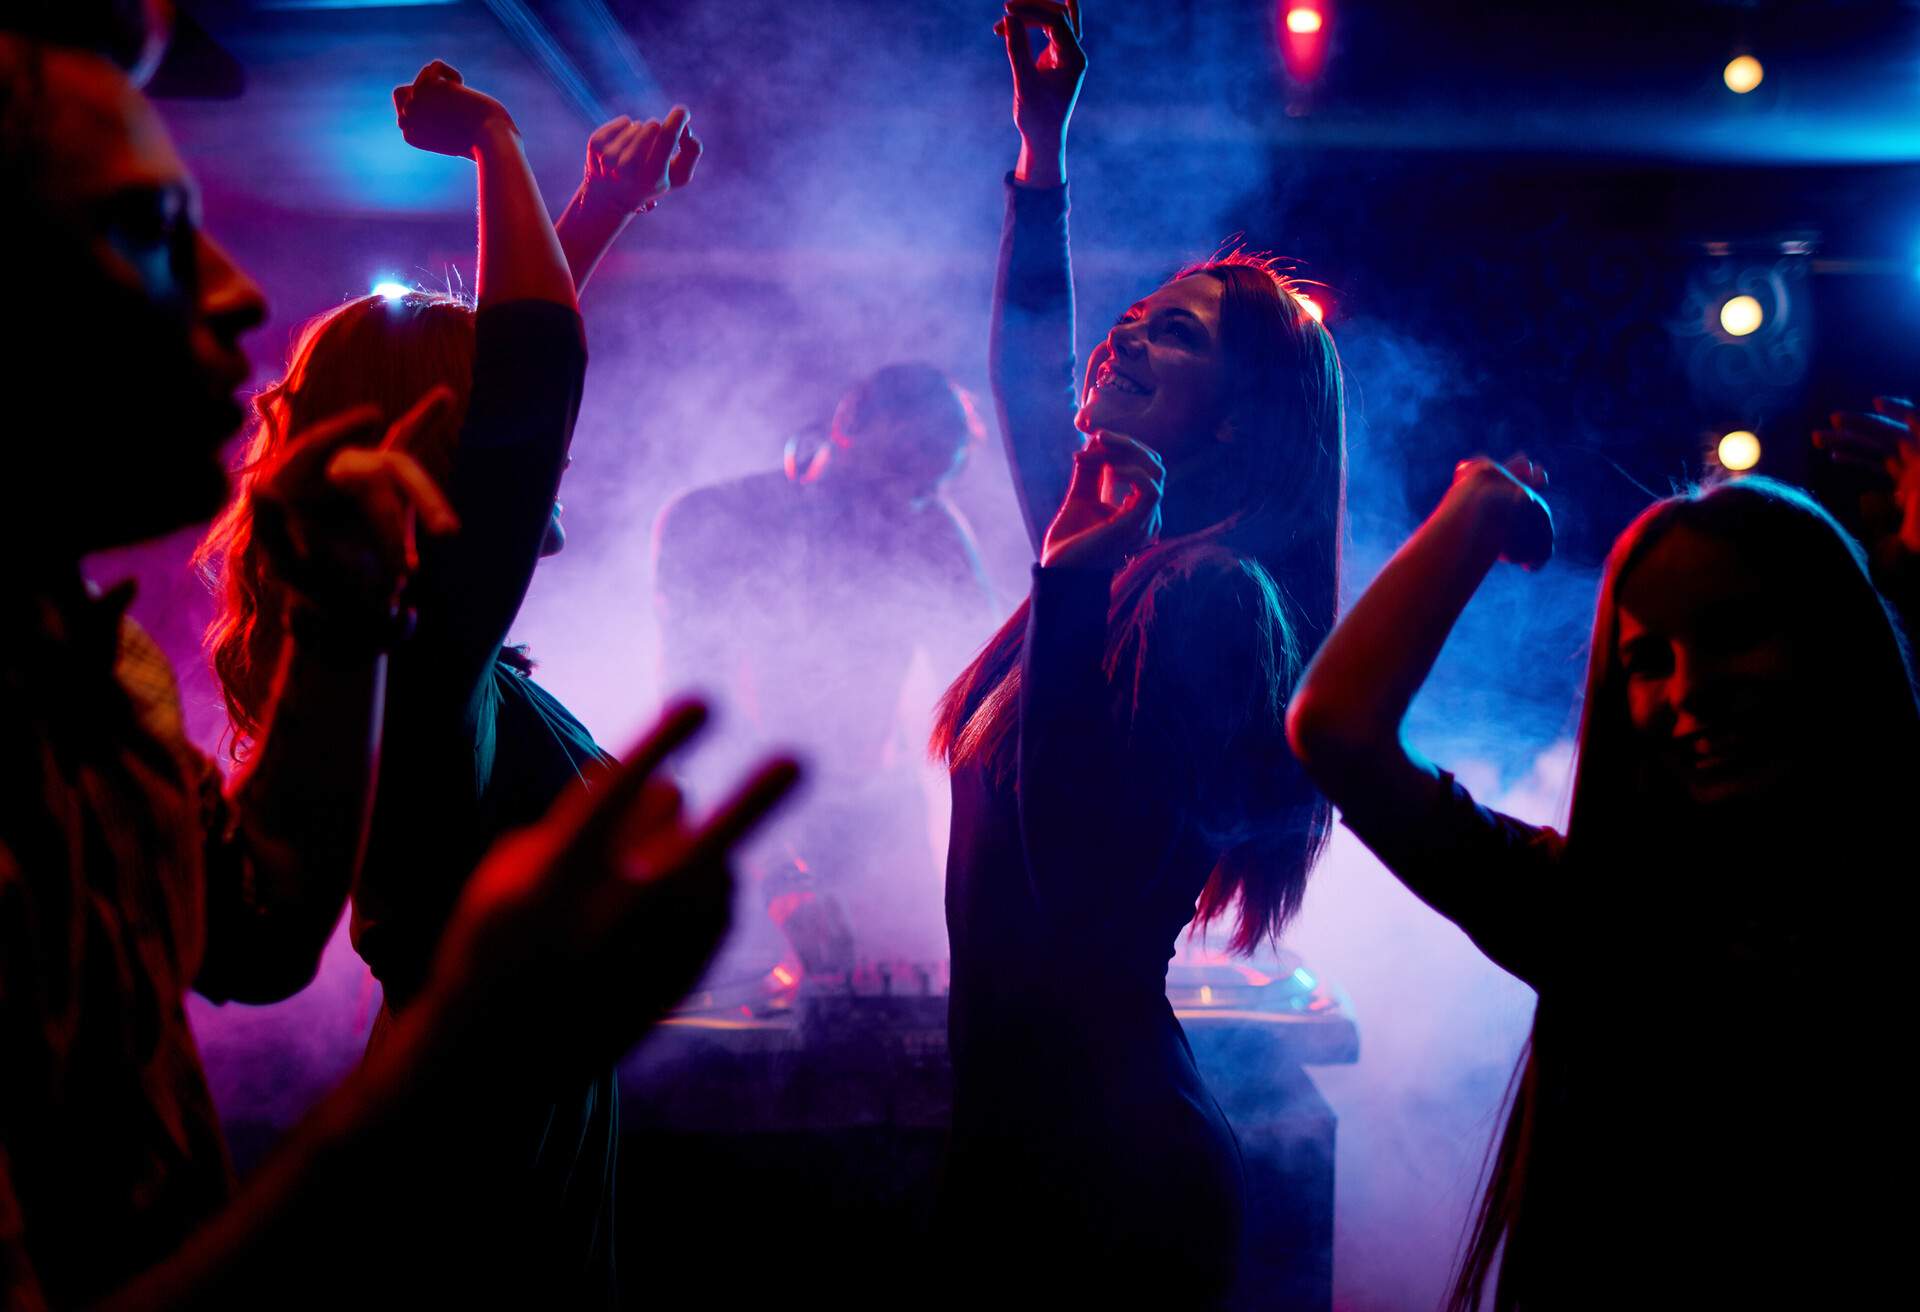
{"left": 618, "top": 956, "right": 1358, "bottom": 1310}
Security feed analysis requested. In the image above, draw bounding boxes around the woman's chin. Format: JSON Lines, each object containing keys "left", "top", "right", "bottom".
{"left": 1076, "top": 403, "right": 1144, "bottom": 443}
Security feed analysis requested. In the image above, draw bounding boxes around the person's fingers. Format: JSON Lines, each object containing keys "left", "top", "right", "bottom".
{"left": 1002, "top": 3, "right": 1038, "bottom": 77}
{"left": 421, "top": 59, "right": 461, "bottom": 85}
{"left": 554, "top": 701, "right": 713, "bottom": 864}
{"left": 1830, "top": 410, "right": 1906, "bottom": 446}
{"left": 1092, "top": 431, "right": 1164, "bottom": 471}
{"left": 380, "top": 384, "right": 457, "bottom": 453}
{"left": 1087, "top": 446, "right": 1166, "bottom": 491}
{"left": 1072, "top": 435, "right": 1162, "bottom": 512}
{"left": 1817, "top": 425, "right": 1903, "bottom": 472}
{"left": 639, "top": 109, "right": 688, "bottom": 180}
{"left": 393, "top": 85, "right": 413, "bottom": 115}
{"left": 668, "top": 127, "right": 702, "bottom": 189}
{"left": 609, "top": 118, "right": 652, "bottom": 171}
{"left": 675, "top": 758, "right": 804, "bottom": 873}
{"left": 1045, "top": 3, "right": 1086, "bottom": 68}
{"left": 326, "top": 451, "right": 415, "bottom": 576}
{"left": 1121, "top": 464, "right": 1159, "bottom": 510}
{"left": 383, "top": 387, "right": 460, "bottom": 485}
{"left": 1895, "top": 438, "right": 1920, "bottom": 490}
{"left": 1833, "top": 408, "right": 1905, "bottom": 429}
{"left": 1008, "top": 0, "right": 1083, "bottom": 67}
{"left": 1113, "top": 510, "right": 1161, "bottom": 552}
{"left": 633, "top": 778, "right": 687, "bottom": 831}
{"left": 1502, "top": 452, "right": 1548, "bottom": 492}
{"left": 375, "top": 450, "right": 459, "bottom": 538}
{"left": 272, "top": 404, "right": 386, "bottom": 489}
{"left": 588, "top": 115, "right": 632, "bottom": 154}
{"left": 1096, "top": 454, "right": 1163, "bottom": 491}
{"left": 605, "top": 778, "right": 690, "bottom": 870}
{"left": 1007, "top": 1, "right": 1076, "bottom": 22}
{"left": 1064, "top": 446, "right": 1108, "bottom": 503}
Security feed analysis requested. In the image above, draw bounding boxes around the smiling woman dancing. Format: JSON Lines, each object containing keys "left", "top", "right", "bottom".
{"left": 930, "top": 4, "right": 1345, "bottom": 1303}
{"left": 1288, "top": 460, "right": 1919, "bottom": 1309}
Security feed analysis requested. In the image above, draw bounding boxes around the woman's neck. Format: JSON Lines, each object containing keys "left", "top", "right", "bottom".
{"left": 1162, "top": 447, "right": 1242, "bottom": 542}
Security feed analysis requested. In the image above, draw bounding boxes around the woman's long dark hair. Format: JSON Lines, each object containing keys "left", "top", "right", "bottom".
{"left": 931, "top": 253, "right": 1347, "bottom": 953}
{"left": 1449, "top": 475, "right": 1920, "bottom": 1312}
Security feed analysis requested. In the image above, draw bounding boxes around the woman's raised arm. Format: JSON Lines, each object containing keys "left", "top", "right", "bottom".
{"left": 555, "top": 108, "right": 702, "bottom": 295}
{"left": 990, "top": 1, "right": 1088, "bottom": 556}
{"left": 394, "top": 60, "right": 575, "bottom": 310}
{"left": 1286, "top": 456, "right": 1554, "bottom": 824}
{"left": 388, "top": 61, "right": 586, "bottom": 713}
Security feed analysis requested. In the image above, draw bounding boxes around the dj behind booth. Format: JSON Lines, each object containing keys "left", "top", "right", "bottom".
{"left": 620, "top": 929, "right": 1357, "bottom": 1312}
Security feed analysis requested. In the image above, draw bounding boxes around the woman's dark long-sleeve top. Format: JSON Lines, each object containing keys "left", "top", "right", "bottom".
{"left": 1343, "top": 774, "right": 1898, "bottom": 1310}
{"left": 345, "top": 300, "right": 619, "bottom": 1306}
{"left": 941, "top": 179, "right": 1256, "bottom": 1303}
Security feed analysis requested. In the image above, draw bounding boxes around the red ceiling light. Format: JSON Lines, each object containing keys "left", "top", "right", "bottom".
{"left": 1278, "top": 3, "right": 1330, "bottom": 84}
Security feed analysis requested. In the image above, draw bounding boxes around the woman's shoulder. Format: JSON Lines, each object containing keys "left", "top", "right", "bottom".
{"left": 1135, "top": 542, "right": 1281, "bottom": 636}
{"left": 489, "top": 657, "right": 610, "bottom": 759}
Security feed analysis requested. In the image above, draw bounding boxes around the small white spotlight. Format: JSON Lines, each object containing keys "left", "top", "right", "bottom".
{"left": 1718, "top": 430, "right": 1761, "bottom": 472}
{"left": 1719, "top": 294, "right": 1763, "bottom": 337}
{"left": 1296, "top": 293, "right": 1325, "bottom": 323}
{"left": 1286, "top": 7, "right": 1323, "bottom": 36}
{"left": 372, "top": 280, "right": 411, "bottom": 301}
{"left": 1723, "top": 55, "right": 1763, "bottom": 94}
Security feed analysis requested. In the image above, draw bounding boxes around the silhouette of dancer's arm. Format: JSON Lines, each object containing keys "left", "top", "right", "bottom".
{"left": 991, "top": 1, "right": 1087, "bottom": 558}
{"left": 1288, "top": 457, "right": 1561, "bottom": 980}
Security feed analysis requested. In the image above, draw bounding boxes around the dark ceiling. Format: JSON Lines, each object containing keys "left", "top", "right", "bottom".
{"left": 162, "top": 1, "right": 1920, "bottom": 220}
{"left": 142, "top": 1, "right": 1920, "bottom": 570}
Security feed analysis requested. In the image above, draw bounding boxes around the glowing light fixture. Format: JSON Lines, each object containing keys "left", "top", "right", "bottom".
{"left": 1719, "top": 294, "right": 1763, "bottom": 336}
{"left": 1717, "top": 430, "right": 1762, "bottom": 471}
{"left": 1286, "top": 6, "right": 1324, "bottom": 34}
{"left": 1278, "top": 1, "right": 1330, "bottom": 83}
{"left": 1723, "top": 55, "right": 1764, "bottom": 94}
{"left": 372, "top": 279, "right": 411, "bottom": 301}
{"left": 1296, "top": 293, "right": 1325, "bottom": 323}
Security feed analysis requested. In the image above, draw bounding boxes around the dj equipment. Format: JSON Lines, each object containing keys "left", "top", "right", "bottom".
{"left": 617, "top": 954, "right": 1356, "bottom": 1310}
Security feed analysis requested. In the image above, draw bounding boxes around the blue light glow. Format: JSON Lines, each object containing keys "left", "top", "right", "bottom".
{"left": 1292, "top": 967, "right": 1317, "bottom": 990}
{"left": 372, "top": 280, "right": 411, "bottom": 301}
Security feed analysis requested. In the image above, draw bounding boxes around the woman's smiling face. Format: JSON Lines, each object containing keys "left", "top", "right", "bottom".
{"left": 1077, "top": 274, "right": 1232, "bottom": 465}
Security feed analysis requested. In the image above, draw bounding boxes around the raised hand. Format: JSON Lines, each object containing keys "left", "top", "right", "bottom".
{"left": 1818, "top": 397, "right": 1920, "bottom": 555}
{"left": 393, "top": 60, "right": 514, "bottom": 159}
{"left": 1450, "top": 453, "right": 1554, "bottom": 570}
{"left": 422, "top": 700, "right": 801, "bottom": 1079}
{"left": 996, "top": 0, "right": 1085, "bottom": 185}
{"left": 1042, "top": 431, "right": 1163, "bottom": 570}
{"left": 581, "top": 107, "right": 702, "bottom": 217}
{"left": 250, "top": 386, "right": 461, "bottom": 633}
